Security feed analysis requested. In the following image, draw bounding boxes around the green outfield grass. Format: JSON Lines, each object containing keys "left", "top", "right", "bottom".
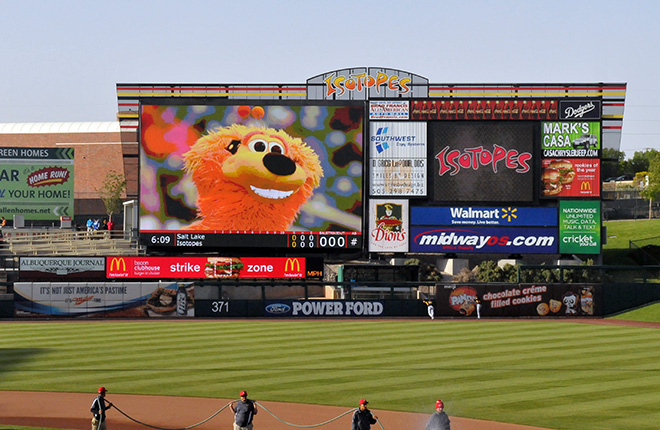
{"left": 603, "top": 219, "right": 660, "bottom": 265}
{"left": 1, "top": 320, "right": 659, "bottom": 430}
{"left": 611, "top": 302, "right": 660, "bottom": 323}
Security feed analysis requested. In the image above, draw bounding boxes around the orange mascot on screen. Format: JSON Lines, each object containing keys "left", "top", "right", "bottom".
{"left": 183, "top": 106, "right": 323, "bottom": 231}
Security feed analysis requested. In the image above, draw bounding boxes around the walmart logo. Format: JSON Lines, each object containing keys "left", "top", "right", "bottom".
{"left": 501, "top": 207, "right": 518, "bottom": 222}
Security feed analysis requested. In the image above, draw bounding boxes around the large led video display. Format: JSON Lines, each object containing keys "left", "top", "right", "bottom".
{"left": 429, "top": 122, "right": 535, "bottom": 203}
{"left": 139, "top": 103, "right": 364, "bottom": 250}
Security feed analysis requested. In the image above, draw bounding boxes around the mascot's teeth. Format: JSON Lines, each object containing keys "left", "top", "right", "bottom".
{"left": 250, "top": 185, "right": 293, "bottom": 200}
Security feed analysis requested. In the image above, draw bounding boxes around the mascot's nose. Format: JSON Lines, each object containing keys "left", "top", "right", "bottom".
{"left": 263, "top": 153, "right": 296, "bottom": 176}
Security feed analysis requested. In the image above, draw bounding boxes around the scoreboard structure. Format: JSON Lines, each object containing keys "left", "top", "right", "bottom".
{"left": 116, "top": 68, "right": 625, "bottom": 257}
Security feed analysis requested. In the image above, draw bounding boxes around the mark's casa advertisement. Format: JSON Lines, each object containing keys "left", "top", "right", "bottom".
{"left": 541, "top": 158, "right": 600, "bottom": 198}
{"left": 106, "top": 256, "right": 306, "bottom": 279}
{"left": 542, "top": 122, "right": 601, "bottom": 157}
{"left": 430, "top": 122, "right": 534, "bottom": 202}
{"left": 559, "top": 201, "right": 601, "bottom": 254}
{"left": 437, "top": 284, "right": 599, "bottom": 317}
{"left": 368, "top": 199, "right": 408, "bottom": 252}
{"left": 410, "top": 226, "right": 557, "bottom": 254}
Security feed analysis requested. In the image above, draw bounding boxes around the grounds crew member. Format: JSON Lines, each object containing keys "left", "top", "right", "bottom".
{"left": 90, "top": 386, "right": 113, "bottom": 430}
{"left": 426, "top": 399, "right": 451, "bottom": 430}
{"left": 351, "top": 398, "right": 378, "bottom": 430}
{"left": 230, "top": 390, "right": 258, "bottom": 430}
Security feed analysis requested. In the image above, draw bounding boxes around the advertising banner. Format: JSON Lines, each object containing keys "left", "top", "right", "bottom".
{"left": 369, "top": 122, "right": 427, "bottom": 196}
{"left": 436, "top": 283, "right": 599, "bottom": 317}
{"left": 541, "top": 122, "right": 601, "bottom": 157}
{"left": 369, "top": 101, "right": 409, "bottom": 120}
{"left": 559, "top": 201, "right": 601, "bottom": 254}
{"left": 139, "top": 103, "right": 363, "bottom": 251}
{"left": 558, "top": 100, "right": 601, "bottom": 120}
{"left": 411, "top": 206, "right": 557, "bottom": 227}
{"left": 14, "top": 281, "right": 195, "bottom": 317}
{"left": 368, "top": 199, "right": 409, "bottom": 252}
{"left": 19, "top": 257, "right": 105, "bottom": 281}
{"left": 263, "top": 300, "right": 384, "bottom": 317}
{"left": 430, "top": 122, "right": 534, "bottom": 202}
{"left": 410, "top": 226, "right": 557, "bottom": 254}
{"left": 0, "top": 147, "right": 74, "bottom": 220}
{"left": 106, "top": 256, "right": 306, "bottom": 279}
{"left": 411, "top": 100, "right": 558, "bottom": 120}
{"left": 541, "top": 158, "right": 600, "bottom": 198}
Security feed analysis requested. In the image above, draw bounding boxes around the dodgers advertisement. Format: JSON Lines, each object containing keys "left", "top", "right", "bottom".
{"left": 410, "top": 226, "right": 558, "bottom": 254}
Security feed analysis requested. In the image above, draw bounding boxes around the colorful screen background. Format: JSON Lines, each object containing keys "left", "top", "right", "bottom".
{"left": 139, "top": 104, "right": 364, "bottom": 233}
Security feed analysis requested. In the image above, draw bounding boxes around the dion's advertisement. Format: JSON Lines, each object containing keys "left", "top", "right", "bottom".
{"left": 541, "top": 158, "right": 600, "bottom": 198}
{"left": 437, "top": 284, "right": 598, "bottom": 317}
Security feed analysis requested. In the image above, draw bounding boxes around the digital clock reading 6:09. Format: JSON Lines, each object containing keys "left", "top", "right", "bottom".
{"left": 150, "top": 234, "right": 172, "bottom": 245}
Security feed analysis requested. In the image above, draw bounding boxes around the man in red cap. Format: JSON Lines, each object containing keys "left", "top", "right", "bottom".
{"left": 425, "top": 399, "right": 451, "bottom": 430}
{"left": 230, "top": 390, "right": 258, "bottom": 430}
{"left": 351, "top": 398, "right": 378, "bottom": 430}
{"left": 90, "top": 386, "right": 113, "bottom": 430}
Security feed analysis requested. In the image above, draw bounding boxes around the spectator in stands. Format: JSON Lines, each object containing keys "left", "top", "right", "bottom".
{"left": 107, "top": 218, "right": 115, "bottom": 233}
{"left": 86, "top": 218, "right": 94, "bottom": 237}
{"left": 0, "top": 217, "right": 6, "bottom": 228}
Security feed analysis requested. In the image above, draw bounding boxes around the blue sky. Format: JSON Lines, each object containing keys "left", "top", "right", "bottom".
{"left": 1, "top": 0, "right": 658, "bottom": 157}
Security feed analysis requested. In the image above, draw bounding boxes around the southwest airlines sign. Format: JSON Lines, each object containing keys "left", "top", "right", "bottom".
{"left": 106, "top": 257, "right": 306, "bottom": 279}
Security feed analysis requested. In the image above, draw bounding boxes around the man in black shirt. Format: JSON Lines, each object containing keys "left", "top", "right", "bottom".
{"left": 230, "top": 390, "right": 258, "bottom": 430}
{"left": 351, "top": 398, "right": 378, "bottom": 430}
{"left": 90, "top": 386, "right": 113, "bottom": 430}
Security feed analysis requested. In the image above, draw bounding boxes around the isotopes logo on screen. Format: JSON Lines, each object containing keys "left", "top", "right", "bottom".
{"left": 435, "top": 145, "right": 532, "bottom": 176}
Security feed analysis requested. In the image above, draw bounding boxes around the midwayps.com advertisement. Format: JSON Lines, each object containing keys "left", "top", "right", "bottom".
{"left": 437, "top": 283, "right": 599, "bottom": 317}
{"left": 139, "top": 103, "right": 363, "bottom": 251}
{"left": 429, "top": 122, "right": 534, "bottom": 203}
{"left": 409, "top": 206, "right": 557, "bottom": 254}
{"left": 0, "top": 147, "right": 74, "bottom": 220}
{"left": 14, "top": 281, "right": 195, "bottom": 318}
{"left": 559, "top": 200, "right": 601, "bottom": 254}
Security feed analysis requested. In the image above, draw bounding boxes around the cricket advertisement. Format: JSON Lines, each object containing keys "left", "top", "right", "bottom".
{"left": 436, "top": 283, "right": 599, "bottom": 317}
{"left": 559, "top": 201, "right": 601, "bottom": 254}
{"left": 139, "top": 103, "right": 363, "bottom": 251}
{"left": 0, "top": 147, "right": 74, "bottom": 220}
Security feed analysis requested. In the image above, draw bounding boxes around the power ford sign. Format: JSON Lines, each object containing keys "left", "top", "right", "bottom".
{"left": 410, "top": 226, "right": 558, "bottom": 254}
{"left": 264, "top": 300, "right": 384, "bottom": 317}
{"left": 411, "top": 206, "right": 557, "bottom": 227}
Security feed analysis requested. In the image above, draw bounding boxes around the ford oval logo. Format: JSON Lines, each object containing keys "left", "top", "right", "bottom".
{"left": 265, "top": 303, "right": 291, "bottom": 314}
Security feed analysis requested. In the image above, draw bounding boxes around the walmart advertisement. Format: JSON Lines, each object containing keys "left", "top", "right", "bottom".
{"left": 0, "top": 147, "right": 74, "bottom": 220}
{"left": 139, "top": 103, "right": 363, "bottom": 250}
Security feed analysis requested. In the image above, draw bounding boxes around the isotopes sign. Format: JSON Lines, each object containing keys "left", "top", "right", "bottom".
{"left": 106, "top": 256, "right": 306, "bottom": 279}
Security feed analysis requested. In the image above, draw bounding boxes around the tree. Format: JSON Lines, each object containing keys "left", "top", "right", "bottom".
{"left": 601, "top": 148, "right": 625, "bottom": 179}
{"left": 640, "top": 153, "right": 660, "bottom": 219}
{"left": 95, "top": 170, "right": 126, "bottom": 218}
{"left": 623, "top": 149, "right": 660, "bottom": 175}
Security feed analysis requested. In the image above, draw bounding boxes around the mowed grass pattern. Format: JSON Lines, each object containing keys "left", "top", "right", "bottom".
{"left": 1, "top": 320, "right": 660, "bottom": 430}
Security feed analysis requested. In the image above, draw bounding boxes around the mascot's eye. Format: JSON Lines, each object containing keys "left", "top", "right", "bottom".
{"left": 269, "top": 142, "right": 285, "bottom": 154}
{"left": 249, "top": 139, "right": 268, "bottom": 152}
